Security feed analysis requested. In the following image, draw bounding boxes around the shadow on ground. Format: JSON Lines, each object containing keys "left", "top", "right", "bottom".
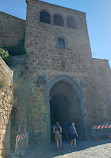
{"left": 22, "top": 139, "right": 111, "bottom": 158}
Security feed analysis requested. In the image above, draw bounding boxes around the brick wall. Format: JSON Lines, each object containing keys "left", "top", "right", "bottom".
{"left": 0, "top": 57, "right": 13, "bottom": 158}
{"left": 0, "top": 11, "right": 25, "bottom": 47}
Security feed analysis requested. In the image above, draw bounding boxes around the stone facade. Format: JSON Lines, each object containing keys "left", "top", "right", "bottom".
{"left": 25, "top": 0, "right": 111, "bottom": 142}
{"left": 83, "top": 59, "right": 111, "bottom": 127}
{"left": 0, "top": 11, "right": 25, "bottom": 47}
{"left": 0, "top": 57, "right": 13, "bottom": 158}
{"left": 0, "top": 0, "right": 111, "bottom": 156}
{"left": 91, "top": 59, "right": 111, "bottom": 124}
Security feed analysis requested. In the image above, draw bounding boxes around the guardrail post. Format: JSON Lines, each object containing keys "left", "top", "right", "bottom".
{"left": 15, "top": 136, "right": 18, "bottom": 156}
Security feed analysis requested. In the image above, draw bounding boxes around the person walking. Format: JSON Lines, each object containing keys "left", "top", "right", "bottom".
{"left": 69, "top": 122, "right": 78, "bottom": 148}
{"left": 54, "top": 122, "right": 62, "bottom": 149}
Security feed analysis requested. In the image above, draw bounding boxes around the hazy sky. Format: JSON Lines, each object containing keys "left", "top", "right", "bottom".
{"left": 0, "top": 0, "right": 111, "bottom": 66}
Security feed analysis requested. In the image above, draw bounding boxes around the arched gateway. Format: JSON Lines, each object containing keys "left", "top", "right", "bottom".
{"left": 45, "top": 75, "right": 87, "bottom": 140}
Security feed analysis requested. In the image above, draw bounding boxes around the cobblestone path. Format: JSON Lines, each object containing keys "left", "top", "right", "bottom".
{"left": 22, "top": 140, "right": 111, "bottom": 158}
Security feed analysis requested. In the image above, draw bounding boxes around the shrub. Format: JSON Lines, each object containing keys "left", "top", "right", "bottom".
{"left": 0, "top": 48, "right": 9, "bottom": 61}
{"left": 4, "top": 36, "right": 26, "bottom": 56}
{"left": 0, "top": 48, "right": 13, "bottom": 66}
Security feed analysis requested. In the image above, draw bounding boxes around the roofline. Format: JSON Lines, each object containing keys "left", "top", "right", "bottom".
{"left": 92, "top": 58, "right": 109, "bottom": 62}
{"left": 0, "top": 11, "right": 26, "bottom": 21}
{"left": 26, "top": 0, "right": 86, "bottom": 17}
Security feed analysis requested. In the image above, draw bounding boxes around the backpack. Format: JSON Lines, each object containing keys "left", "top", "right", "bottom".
{"left": 69, "top": 127, "right": 72, "bottom": 135}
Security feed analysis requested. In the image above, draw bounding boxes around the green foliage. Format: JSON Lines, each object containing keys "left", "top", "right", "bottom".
{"left": 4, "top": 36, "right": 26, "bottom": 56}
{"left": 0, "top": 48, "right": 9, "bottom": 61}
{"left": 0, "top": 36, "right": 26, "bottom": 67}
{"left": 0, "top": 48, "right": 13, "bottom": 66}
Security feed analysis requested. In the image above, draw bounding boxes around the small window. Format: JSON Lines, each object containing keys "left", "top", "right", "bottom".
{"left": 58, "top": 37, "right": 65, "bottom": 48}
{"left": 56, "top": 36, "right": 67, "bottom": 48}
{"left": 40, "top": 11, "right": 51, "bottom": 24}
{"left": 67, "top": 17, "right": 76, "bottom": 29}
{"left": 54, "top": 14, "right": 64, "bottom": 26}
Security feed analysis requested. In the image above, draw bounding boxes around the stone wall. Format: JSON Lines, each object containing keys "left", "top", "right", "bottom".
{"left": 0, "top": 11, "right": 25, "bottom": 47}
{"left": 25, "top": 0, "right": 111, "bottom": 142}
{"left": 25, "top": 0, "right": 93, "bottom": 141}
{"left": 92, "top": 59, "right": 111, "bottom": 124}
{"left": 10, "top": 55, "right": 29, "bottom": 151}
{"left": 0, "top": 57, "right": 13, "bottom": 158}
{"left": 0, "top": 0, "right": 110, "bottom": 148}
{"left": 83, "top": 58, "right": 111, "bottom": 127}
{"left": 0, "top": 55, "right": 29, "bottom": 157}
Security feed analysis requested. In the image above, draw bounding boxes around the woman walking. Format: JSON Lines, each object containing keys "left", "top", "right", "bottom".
{"left": 54, "top": 122, "right": 62, "bottom": 149}
{"left": 70, "top": 122, "right": 78, "bottom": 148}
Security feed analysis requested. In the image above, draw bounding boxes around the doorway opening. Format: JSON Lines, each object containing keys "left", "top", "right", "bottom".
{"left": 49, "top": 80, "right": 82, "bottom": 141}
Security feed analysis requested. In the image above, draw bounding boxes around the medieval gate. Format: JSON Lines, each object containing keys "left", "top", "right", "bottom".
{"left": 45, "top": 75, "right": 86, "bottom": 140}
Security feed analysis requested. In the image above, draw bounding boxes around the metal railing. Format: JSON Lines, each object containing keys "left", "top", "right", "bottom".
{"left": 91, "top": 125, "right": 111, "bottom": 140}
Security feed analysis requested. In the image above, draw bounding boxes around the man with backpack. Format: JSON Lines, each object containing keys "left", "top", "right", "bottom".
{"left": 69, "top": 122, "right": 78, "bottom": 148}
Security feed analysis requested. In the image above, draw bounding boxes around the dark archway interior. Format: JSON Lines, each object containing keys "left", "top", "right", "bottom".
{"left": 50, "top": 81, "right": 82, "bottom": 140}
{"left": 50, "top": 95, "right": 71, "bottom": 126}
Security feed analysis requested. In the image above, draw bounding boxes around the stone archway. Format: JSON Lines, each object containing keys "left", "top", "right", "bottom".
{"left": 45, "top": 75, "right": 86, "bottom": 140}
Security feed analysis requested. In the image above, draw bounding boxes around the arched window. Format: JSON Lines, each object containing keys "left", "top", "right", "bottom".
{"left": 54, "top": 14, "right": 64, "bottom": 26}
{"left": 40, "top": 10, "right": 51, "bottom": 24}
{"left": 67, "top": 17, "right": 76, "bottom": 29}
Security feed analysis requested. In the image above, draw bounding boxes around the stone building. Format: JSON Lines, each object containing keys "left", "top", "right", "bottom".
{"left": 0, "top": 0, "right": 111, "bottom": 157}
{"left": 25, "top": 0, "right": 111, "bottom": 142}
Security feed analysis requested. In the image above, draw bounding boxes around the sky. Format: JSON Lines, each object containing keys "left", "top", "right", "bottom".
{"left": 0, "top": 0, "right": 111, "bottom": 67}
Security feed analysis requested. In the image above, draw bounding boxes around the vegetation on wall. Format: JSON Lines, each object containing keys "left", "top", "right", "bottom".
{"left": 0, "top": 36, "right": 26, "bottom": 66}
{"left": 0, "top": 48, "right": 13, "bottom": 66}
{"left": 4, "top": 36, "right": 26, "bottom": 56}
{"left": 0, "top": 48, "right": 9, "bottom": 61}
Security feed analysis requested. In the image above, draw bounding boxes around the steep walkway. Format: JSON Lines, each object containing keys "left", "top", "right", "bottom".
{"left": 20, "top": 140, "right": 111, "bottom": 158}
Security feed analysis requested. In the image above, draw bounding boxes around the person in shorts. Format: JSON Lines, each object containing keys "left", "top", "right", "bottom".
{"left": 69, "top": 122, "right": 78, "bottom": 148}
{"left": 54, "top": 122, "right": 62, "bottom": 149}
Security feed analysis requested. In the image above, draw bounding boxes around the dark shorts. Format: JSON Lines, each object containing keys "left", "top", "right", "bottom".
{"left": 70, "top": 133, "right": 77, "bottom": 140}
